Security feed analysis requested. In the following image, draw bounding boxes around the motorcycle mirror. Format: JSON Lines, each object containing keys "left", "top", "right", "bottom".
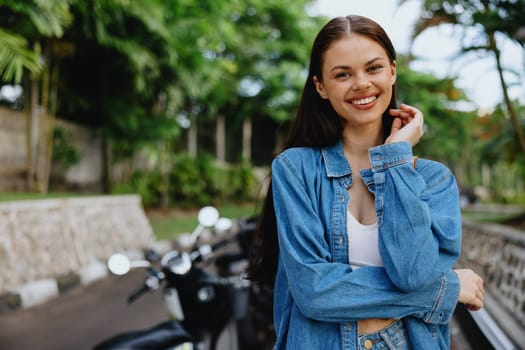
{"left": 161, "top": 250, "right": 192, "bottom": 275}
{"left": 107, "top": 253, "right": 131, "bottom": 275}
{"left": 215, "top": 217, "right": 233, "bottom": 234}
{"left": 197, "top": 206, "right": 220, "bottom": 227}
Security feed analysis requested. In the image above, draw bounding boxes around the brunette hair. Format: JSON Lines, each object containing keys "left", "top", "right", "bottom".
{"left": 246, "top": 15, "right": 398, "bottom": 285}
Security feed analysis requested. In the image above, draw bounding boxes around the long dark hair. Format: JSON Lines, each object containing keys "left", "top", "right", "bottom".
{"left": 246, "top": 15, "right": 398, "bottom": 286}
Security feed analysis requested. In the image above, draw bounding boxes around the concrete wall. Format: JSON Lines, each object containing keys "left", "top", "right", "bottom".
{"left": 0, "top": 107, "right": 27, "bottom": 190}
{"left": 0, "top": 106, "right": 103, "bottom": 191}
{"left": 0, "top": 195, "right": 156, "bottom": 311}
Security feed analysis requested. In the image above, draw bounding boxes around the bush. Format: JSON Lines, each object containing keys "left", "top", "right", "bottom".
{"left": 52, "top": 127, "right": 80, "bottom": 169}
{"left": 112, "top": 169, "right": 164, "bottom": 207}
{"left": 112, "top": 153, "right": 258, "bottom": 208}
{"left": 170, "top": 153, "right": 214, "bottom": 206}
{"left": 227, "top": 164, "right": 257, "bottom": 200}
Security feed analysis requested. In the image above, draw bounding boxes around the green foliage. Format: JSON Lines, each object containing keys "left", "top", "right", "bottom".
{"left": 226, "top": 164, "right": 258, "bottom": 200}
{"left": 6, "top": 0, "right": 522, "bottom": 203}
{"left": 479, "top": 103, "right": 525, "bottom": 164}
{"left": 0, "top": 0, "right": 73, "bottom": 82}
{"left": 112, "top": 169, "right": 164, "bottom": 207}
{"left": 112, "top": 153, "right": 258, "bottom": 208}
{"left": 170, "top": 153, "right": 217, "bottom": 206}
{"left": 396, "top": 56, "right": 474, "bottom": 168}
{"left": 0, "top": 28, "right": 42, "bottom": 83}
{"left": 52, "top": 127, "right": 80, "bottom": 169}
{"left": 403, "top": 0, "right": 525, "bottom": 200}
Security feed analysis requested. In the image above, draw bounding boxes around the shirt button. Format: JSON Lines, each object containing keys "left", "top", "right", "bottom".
{"left": 364, "top": 339, "right": 373, "bottom": 349}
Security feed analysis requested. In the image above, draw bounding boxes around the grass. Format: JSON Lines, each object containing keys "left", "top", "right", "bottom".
{"left": 0, "top": 192, "right": 99, "bottom": 202}
{"left": 146, "top": 203, "right": 259, "bottom": 241}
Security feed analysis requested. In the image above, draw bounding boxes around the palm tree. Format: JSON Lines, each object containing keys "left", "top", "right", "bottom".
{"left": 0, "top": 0, "right": 73, "bottom": 191}
{"left": 0, "top": 28, "right": 42, "bottom": 83}
{"left": 402, "top": 0, "right": 525, "bottom": 156}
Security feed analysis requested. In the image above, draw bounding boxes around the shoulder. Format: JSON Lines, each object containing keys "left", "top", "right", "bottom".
{"left": 273, "top": 147, "right": 322, "bottom": 169}
{"left": 271, "top": 147, "right": 325, "bottom": 185}
{"left": 415, "top": 157, "right": 457, "bottom": 189}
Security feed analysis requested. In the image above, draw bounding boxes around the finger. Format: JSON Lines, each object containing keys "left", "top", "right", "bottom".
{"left": 399, "top": 103, "right": 420, "bottom": 113}
{"left": 389, "top": 110, "right": 414, "bottom": 127}
{"left": 389, "top": 109, "right": 412, "bottom": 118}
{"left": 391, "top": 117, "right": 402, "bottom": 129}
{"left": 466, "top": 304, "right": 482, "bottom": 311}
{"left": 399, "top": 104, "right": 423, "bottom": 124}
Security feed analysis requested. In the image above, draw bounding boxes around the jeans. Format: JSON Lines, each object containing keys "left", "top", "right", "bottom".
{"left": 358, "top": 319, "right": 411, "bottom": 350}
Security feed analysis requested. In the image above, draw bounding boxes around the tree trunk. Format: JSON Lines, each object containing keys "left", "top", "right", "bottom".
{"left": 26, "top": 77, "right": 40, "bottom": 191}
{"left": 42, "top": 58, "right": 60, "bottom": 193}
{"left": 188, "top": 113, "right": 197, "bottom": 157}
{"left": 39, "top": 47, "right": 60, "bottom": 194}
{"left": 489, "top": 32, "right": 525, "bottom": 156}
{"left": 160, "top": 139, "right": 171, "bottom": 210}
{"left": 216, "top": 114, "right": 225, "bottom": 164}
{"left": 242, "top": 118, "right": 252, "bottom": 163}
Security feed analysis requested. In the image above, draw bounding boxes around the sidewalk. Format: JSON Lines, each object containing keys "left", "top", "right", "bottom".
{"left": 0, "top": 269, "right": 167, "bottom": 350}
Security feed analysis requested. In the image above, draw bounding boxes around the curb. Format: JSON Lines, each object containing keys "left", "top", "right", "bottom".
{"left": 0, "top": 240, "right": 175, "bottom": 315}
{"left": 0, "top": 264, "right": 106, "bottom": 314}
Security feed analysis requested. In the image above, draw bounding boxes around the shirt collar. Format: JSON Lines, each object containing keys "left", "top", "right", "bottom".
{"left": 321, "top": 140, "right": 352, "bottom": 178}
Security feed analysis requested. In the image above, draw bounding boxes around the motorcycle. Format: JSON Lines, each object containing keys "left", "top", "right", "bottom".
{"left": 93, "top": 206, "right": 274, "bottom": 350}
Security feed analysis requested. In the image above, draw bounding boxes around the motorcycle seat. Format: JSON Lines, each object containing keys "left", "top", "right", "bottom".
{"left": 93, "top": 320, "right": 193, "bottom": 350}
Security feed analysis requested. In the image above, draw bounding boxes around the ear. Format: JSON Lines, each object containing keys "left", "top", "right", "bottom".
{"left": 313, "top": 76, "right": 328, "bottom": 99}
{"left": 390, "top": 60, "right": 397, "bottom": 85}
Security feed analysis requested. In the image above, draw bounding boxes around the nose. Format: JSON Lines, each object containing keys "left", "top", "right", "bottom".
{"left": 352, "top": 73, "right": 371, "bottom": 91}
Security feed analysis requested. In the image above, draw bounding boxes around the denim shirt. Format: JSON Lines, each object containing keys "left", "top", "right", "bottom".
{"left": 271, "top": 141, "right": 461, "bottom": 349}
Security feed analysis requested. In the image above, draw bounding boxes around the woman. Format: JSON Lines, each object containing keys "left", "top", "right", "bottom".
{"left": 246, "top": 15, "right": 484, "bottom": 349}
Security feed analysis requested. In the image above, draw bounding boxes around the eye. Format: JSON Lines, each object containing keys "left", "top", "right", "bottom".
{"left": 367, "top": 65, "right": 383, "bottom": 73}
{"left": 335, "top": 72, "right": 351, "bottom": 79}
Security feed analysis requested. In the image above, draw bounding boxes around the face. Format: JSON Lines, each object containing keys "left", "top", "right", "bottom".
{"left": 313, "top": 34, "right": 396, "bottom": 130}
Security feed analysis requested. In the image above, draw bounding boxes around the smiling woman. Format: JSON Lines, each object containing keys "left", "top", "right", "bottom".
{"left": 246, "top": 15, "right": 485, "bottom": 350}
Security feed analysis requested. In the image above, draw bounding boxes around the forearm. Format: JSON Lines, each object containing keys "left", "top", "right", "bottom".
{"left": 368, "top": 143, "right": 462, "bottom": 291}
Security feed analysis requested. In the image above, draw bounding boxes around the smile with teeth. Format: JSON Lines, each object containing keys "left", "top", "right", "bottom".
{"left": 351, "top": 96, "right": 377, "bottom": 105}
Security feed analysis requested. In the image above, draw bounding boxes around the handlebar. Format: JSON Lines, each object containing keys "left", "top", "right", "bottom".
{"left": 126, "top": 268, "right": 164, "bottom": 303}
{"left": 127, "top": 284, "right": 149, "bottom": 304}
{"left": 124, "top": 219, "right": 254, "bottom": 303}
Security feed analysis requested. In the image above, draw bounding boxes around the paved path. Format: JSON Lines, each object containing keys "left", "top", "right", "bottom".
{"left": 0, "top": 269, "right": 473, "bottom": 350}
{"left": 0, "top": 270, "right": 167, "bottom": 350}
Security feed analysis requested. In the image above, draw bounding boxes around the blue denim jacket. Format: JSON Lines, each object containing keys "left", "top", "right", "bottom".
{"left": 271, "top": 141, "right": 461, "bottom": 349}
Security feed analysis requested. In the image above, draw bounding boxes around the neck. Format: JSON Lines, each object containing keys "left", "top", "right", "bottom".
{"left": 341, "top": 125, "right": 383, "bottom": 159}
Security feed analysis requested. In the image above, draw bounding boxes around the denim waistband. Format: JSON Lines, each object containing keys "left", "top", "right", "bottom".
{"left": 358, "top": 319, "right": 410, "bottom": 350}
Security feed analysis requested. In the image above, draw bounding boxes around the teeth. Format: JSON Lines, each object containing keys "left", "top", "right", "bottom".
{"left": 352, "top": 96, "right": 376, "bottom": 105}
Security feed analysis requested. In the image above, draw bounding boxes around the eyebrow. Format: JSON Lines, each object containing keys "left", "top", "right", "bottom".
{"left": 329, "top": 57, "right": 386, "bottom": 72}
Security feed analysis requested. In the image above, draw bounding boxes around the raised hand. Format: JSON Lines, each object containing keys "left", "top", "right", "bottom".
{"left": 386, "top": 104, "right": 424, "bottom": 146}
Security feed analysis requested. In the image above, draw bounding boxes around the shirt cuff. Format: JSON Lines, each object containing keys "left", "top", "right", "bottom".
{"left": 424, "top": 270, "right": 461, "bottom": 324}
{"left": 368, "top": 142, "right": 414, "bottom": 170}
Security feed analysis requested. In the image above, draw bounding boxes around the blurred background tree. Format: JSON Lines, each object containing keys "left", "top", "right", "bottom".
{"left": 0, "top": 0, "right": 523, "bottom": 207}
{"left": 402, "top": 0, "right": 525, "bottom": 200}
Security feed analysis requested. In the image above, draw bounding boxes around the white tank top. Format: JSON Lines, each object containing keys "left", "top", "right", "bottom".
{"left": 347, "top": 209, "right": 383, "bottom": 270}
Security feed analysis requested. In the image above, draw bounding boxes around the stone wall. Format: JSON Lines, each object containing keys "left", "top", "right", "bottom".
{"left": 458, "top": 220, "right": 525, "bottom": 348}
{"left": 0, "top": 195, "right": 156, "bottom": 310}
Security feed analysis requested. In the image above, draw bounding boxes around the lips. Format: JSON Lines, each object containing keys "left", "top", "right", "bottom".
{"left": 351, "top": 95, "right": 377, "bottom": 105}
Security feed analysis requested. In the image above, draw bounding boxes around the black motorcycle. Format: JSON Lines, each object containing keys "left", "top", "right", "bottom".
{"left": 93, "top": 206, "right": 274, "bottom": 350}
